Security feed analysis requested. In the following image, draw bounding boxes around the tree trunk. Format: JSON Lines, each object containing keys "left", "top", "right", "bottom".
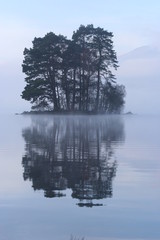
{"left": 64, "top": 70, "right": 70, "bottom": 110}
{"left": 79, "top": 69, "right": 82, "bottom": 111}
{"left": 96, "top": 68, "right": 100, "bottom": 112}
{"left": 72, "top": 68, "right": 76, "bottom": 111}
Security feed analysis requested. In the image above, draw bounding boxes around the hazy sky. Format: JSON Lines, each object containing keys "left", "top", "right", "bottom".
{"left": 1, "top": 0, "right": 160, "bottom": 114}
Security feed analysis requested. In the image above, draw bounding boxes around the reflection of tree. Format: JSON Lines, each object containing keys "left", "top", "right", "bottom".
{"left": 22, "top": 115, "right": 124, "bottom": 206}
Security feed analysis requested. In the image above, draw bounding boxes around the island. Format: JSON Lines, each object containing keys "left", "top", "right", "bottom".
{"left": 21, "top": 24, "right": 126, "bottom": 114}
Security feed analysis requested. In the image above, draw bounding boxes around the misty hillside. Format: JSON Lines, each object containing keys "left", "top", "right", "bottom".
{"left": 119, "top": 45, "right": 160, "bottom": 62}
{"left": 117, "top": 45, "right": 160, "bottom": 77}
{"left": 117, "top": 45, "right": 160, "bottom": 114}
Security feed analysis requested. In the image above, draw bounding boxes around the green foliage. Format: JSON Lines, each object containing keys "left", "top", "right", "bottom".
{"left": 22, "top": 25, "right": 125, "bottom": 113}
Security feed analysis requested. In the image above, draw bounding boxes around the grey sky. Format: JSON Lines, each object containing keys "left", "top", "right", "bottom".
{"left": 0, "top": 0, "right": 160, "bottom": 114}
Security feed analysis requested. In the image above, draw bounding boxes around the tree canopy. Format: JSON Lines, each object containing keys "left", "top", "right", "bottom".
{"left": 22, "top": 24, "right": 125, "bottom": 113}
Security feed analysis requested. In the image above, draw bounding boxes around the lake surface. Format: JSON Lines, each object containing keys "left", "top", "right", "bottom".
{"left": 0, "top": 114, "right": 160, "bottom": 240}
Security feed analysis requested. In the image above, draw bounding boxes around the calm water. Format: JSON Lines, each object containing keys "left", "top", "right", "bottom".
{"left": 0, "top": 114, "right": 160, "bottom": 240}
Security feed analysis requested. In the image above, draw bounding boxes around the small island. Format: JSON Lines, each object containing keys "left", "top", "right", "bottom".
{"left": 22, "top": 24, "right": 125, "bottom": 114}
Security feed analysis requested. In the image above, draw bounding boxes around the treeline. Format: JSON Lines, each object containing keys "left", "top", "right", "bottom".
{"left": 22, "top": 24, "right": 125, "bottom": 113}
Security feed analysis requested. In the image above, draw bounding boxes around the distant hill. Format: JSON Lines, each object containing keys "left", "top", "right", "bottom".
{"left": 119, "top": 45, "right": 160, "bottom": 62}
{"left": 117, "top": 45, "right": 160, "bottom": 115}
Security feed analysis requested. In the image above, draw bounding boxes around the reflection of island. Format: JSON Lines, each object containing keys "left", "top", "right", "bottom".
{"left": 22, "top": 115, "right": 124, "bottom": 207}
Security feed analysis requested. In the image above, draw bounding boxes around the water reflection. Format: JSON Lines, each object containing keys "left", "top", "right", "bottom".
{"left": 22, "top": 115, "right": 125, "bottom": 207}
